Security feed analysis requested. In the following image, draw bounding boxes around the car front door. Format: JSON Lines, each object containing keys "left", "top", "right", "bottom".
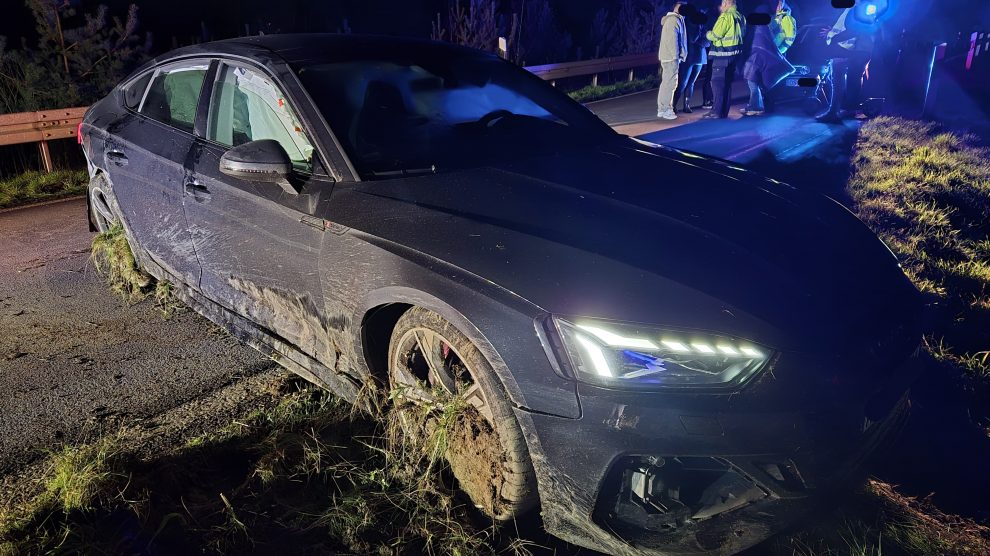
{"left": 184, "top": 61, "right": 337, "bottom": 366}
{"left": 104, "top": 60, "right": 211, "bottom": 286}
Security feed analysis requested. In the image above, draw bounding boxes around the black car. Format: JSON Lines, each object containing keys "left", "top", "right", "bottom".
{"left": 80, "top": 34, "right": 923, "bottom": 555}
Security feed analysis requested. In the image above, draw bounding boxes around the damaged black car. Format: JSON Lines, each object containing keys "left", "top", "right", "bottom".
{"left": 79, "top": 34, "right": 924, "bottom": 555}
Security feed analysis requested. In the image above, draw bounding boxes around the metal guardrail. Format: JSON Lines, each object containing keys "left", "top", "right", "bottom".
{"left": 0, "top": 107, "right": 87, "bottom": 172}
{"left": 526, "top": 52, "right": 657, "bottom": 86}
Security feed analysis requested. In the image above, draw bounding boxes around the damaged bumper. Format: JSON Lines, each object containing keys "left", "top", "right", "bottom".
{"left": 523, "top": 349, "right": 923, "bottom": 556}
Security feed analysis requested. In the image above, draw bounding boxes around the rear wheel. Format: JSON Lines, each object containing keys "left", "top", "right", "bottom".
{"left": 387, "top": 307, "right": 538, "bottom": 521}
{"left": 89, "top": 174, "right": 119, "bottom": 232}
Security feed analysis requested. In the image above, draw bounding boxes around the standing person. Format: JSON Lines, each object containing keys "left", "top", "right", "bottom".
{"left": 673, "top": 4, "right": 709, "bottom": 113}
{"left": 696, "top": 1, "right": 717, "bottom": 108}
{"left": 742, "top": 3, "right": 794, "bottom": 116}
{"left": 774, "top": 0, "right": 797, "bottom": 56}
{"left": 657, "top": 2, "right": 688, "bottom": 120}
{"left": 702, "top": 0, "right": 746, "bottom": 119}
{"left": 817, "top": 6, "right": 882, "bottom": 121}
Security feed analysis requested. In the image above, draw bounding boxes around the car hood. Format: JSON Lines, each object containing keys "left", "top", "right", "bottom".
{"left": 335, "top": 140, "right": 919, "bottom": 353}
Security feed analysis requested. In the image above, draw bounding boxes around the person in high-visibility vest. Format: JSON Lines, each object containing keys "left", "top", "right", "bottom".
{"left": 774, "top": 0, "right": 797, "bottom": 56}
{"left": 702, "top": 0, "right": 746, "bottom": 119}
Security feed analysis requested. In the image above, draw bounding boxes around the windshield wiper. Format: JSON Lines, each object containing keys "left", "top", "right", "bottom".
{"left": 367, "top": 165, "right": 438, "bottom": 178}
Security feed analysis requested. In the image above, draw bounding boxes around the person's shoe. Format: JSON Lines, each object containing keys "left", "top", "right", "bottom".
{"left": 682, "top": 103, "right": 693, "bottom": 114}
{"left": 743, "top": 109, "right": 764, "bottom": 116}
{"left": 702, "top": 101, "right": 714, "bottom": 109}
{"left": 659, "top": 110, "right": 677, "bottom": 120}
{"left": 701, "top": 112, "right": 722, "bottom": 120}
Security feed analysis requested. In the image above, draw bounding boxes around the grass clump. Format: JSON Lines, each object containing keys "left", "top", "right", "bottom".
{"left": 568, "top": 74, "right": 659, "bottom": 104}
{"left": 0, "top": 170, "right": 87, "bottom": 210}
{"left": 0, "top": 436, "right": 126, "bottom": 550}
{"left": 849, "top": 117, "right": 990, "bottom": 385}
{"left": 90, "top": 222, "right": 151, "bottom": 303}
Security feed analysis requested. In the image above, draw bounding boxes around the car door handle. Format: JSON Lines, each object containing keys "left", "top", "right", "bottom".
{"left": 106, "top": 150, "right": 128, "bottom": 166}
{"left": 184, "top": 183, "right": 211, "bottom": 202}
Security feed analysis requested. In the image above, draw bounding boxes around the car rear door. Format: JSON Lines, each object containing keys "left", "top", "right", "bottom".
{"left": 104, "top": 60, "right": 211, "bottom": 285}
{"left": 184, "top": 60, "right": 336, "bottom": 365}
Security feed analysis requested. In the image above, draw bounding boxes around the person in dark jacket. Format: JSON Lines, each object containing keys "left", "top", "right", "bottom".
{"left": 673, "top": 4, "right": 709, "bottom": 113}
{"left": 741, "top": 3, "right": 794, "bottom": 115}
{"left": 817, "top": 6, "right": 882, "bottom": 121}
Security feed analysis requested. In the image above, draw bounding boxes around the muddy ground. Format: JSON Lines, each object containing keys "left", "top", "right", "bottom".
{"left": 0, "top": 198, "right": 275, "bottom": 475}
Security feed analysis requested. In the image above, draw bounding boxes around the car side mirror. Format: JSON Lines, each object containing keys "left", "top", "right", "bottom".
{"left": 219, "top": 139, "right": 298, "bottom": 194}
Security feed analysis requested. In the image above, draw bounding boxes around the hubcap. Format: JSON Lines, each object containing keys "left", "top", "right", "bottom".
{"left": 391, "top": 327, "right": 494, "bottom": 423}
{"left": 90, "top": 186, "right": 116, "bottom": 232}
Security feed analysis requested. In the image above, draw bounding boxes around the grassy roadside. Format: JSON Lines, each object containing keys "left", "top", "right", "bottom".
{"left": 849, "top": 117, "right": 990, "bottom": 418}
{"left": 0, "top": 378, "right": 550, "bottom": 555}
{"left": 568, "top": 75, "right": 659, "bottom": 104}
{"left": 0, "top": 170, "right": 88, "bottom": 210}
{"left": 765, "top": 117, "right": 990, "bottom": 555}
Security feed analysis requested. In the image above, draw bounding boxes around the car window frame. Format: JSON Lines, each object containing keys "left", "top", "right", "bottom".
{"left": 128, "top": 58, "right": 214, "bottom": 135}
{"left": 196, "top": 56, "right": 341, "bottom": 181}
{"left": 203, "top": 60, "right": 319, "bottom": 176}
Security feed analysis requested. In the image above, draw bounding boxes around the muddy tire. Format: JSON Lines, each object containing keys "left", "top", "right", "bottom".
{"left": 387, "top": 307, "right": 538, "bottom": 521}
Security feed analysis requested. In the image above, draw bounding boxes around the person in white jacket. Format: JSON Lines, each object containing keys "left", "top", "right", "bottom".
{"left": 657, "top": 2, "right": 688, "bottom": 120}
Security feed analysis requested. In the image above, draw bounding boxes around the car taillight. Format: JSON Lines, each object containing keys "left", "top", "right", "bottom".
{"left": 76, "top": 122, "right": 83, "bottom": 145}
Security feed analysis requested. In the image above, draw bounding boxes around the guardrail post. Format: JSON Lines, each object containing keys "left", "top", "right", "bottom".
{"left": 592, "top": 74, "right": 598, "bottom": 87}
{"left": 628, "top": 69, "right": 635, "bottom": 82}
{"left": 38, "top": 140, "right": 54, "bottom": 173}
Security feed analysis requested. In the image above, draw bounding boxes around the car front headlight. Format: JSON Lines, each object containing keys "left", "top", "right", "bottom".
{"left": 550, "top": 317, "right": 774, "bottom": 391}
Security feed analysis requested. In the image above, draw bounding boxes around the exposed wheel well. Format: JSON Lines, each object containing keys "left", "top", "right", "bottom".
{"left": 360, "top": 303, "right": 413, "bottom": 380}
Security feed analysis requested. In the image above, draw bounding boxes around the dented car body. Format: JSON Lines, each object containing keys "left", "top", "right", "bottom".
{"left": 80, "top": 35, "right": 924, "bottom": 555}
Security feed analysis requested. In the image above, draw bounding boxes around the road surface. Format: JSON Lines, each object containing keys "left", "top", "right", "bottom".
{"left": 588, "top": 86, "right": 861, "bottom": 198}
{"left": 0, "top": 199, "right": 274, "bottom": 474}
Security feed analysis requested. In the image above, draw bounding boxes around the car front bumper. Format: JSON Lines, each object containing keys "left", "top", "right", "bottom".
{"left": 518, "top": 349, "right": 924, "bottom": 556}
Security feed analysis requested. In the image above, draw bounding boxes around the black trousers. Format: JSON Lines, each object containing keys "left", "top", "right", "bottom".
{"left": 825, "top": 48, "right": 872, "bottom": 116}
{"left": 710, "top": 55, "right": 739, "bottom": 118}
{"left": 699, "top": 58, "right": 714, "bottom": 104}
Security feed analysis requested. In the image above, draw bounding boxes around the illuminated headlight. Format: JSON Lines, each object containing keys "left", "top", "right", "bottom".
{"left": 551, "top": 318, "right": 773, "bottom": 390}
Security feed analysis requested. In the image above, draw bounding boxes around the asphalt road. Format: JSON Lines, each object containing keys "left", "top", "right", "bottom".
{"left": 0, "top": 198, "right": 272, "bottom": 473}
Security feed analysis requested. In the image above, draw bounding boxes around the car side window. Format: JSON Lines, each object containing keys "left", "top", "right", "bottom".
{"left": 123, "top": 71, "right": 153, "bottom": 110}
{"left": 207, "top": 63, "right": 315, "bottom": 172}
{"left": 139, "top": 63, "right": 209, "bottom": 133}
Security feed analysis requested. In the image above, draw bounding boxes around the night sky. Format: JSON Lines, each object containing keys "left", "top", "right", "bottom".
{"left": 0, "top": 0, "right": 984, "bottom": 58}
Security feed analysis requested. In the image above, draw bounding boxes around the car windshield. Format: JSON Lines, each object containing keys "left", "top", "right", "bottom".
{"left": 295, "top": 46, "right": 615, "bottom": 179}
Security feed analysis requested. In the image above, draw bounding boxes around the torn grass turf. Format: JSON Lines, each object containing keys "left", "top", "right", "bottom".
{"left": 90, "top": 222, "right": 152, "bottom": 303}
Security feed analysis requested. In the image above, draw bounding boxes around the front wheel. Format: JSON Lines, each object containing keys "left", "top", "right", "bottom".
{"left": 387, "top": 307, "right": 538, "bottom": 521}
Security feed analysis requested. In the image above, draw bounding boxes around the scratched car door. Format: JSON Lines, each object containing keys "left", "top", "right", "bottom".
{"left": 105, "top": 61, "right": 209, "bottom": 285}
{"left": 184, "top": 61, "right": 337, "bottom": 367}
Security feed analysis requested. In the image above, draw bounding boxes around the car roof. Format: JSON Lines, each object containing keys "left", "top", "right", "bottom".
{"left": 153, "top": 33, "right": 485, "bottom": 67}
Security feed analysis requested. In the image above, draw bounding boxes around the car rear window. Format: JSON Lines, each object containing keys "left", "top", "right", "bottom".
{"left": 123, "top": 72, "right": 153, "bottom": 110}
{"left": 140, "top": 63, "right": 209, "bottom": 133}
